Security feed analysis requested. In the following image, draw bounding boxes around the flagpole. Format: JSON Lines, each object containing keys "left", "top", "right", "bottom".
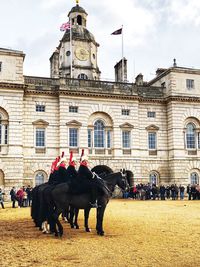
{"left": 70, "top": 18, "right": 73, "bottom": 79}
{"left": 122, "top": 25, "right": 124, "bottom": 82}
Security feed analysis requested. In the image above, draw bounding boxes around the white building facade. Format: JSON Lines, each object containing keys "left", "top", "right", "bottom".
{"left": 0, "top": 3, "right": 200, "bottom": 194}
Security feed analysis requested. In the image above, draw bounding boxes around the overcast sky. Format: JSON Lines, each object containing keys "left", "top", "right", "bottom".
{"left": 1, "top": 0, "right": 200, "bottom": 82}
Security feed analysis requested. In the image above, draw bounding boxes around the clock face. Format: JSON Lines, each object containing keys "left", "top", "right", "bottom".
{"left": 75, "top": 47, "right": 89, "bottom": 61}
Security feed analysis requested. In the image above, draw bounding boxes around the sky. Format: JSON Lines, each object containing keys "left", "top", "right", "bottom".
{"left": 1, "top": 0, "right": 200, "bottom": 82}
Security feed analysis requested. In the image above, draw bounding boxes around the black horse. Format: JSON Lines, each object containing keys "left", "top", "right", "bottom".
{"left": 49, "top": 171, "right": 128, "bottom": 237}
{"left": 69, "top": 171, "right": 130, "bottom": 233}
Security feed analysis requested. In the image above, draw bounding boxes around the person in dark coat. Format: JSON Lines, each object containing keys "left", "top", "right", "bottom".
{"left": 10, "top": 186, "right": 17, "bottom": 208}
{"left": 77, "top": 151, "right": 99, "bottom": 208}
{"left": 0, "top": 188, "right": 5, "bottom": 209}
{"left": 160, "top": 185, "right": 166, "bottom": 200}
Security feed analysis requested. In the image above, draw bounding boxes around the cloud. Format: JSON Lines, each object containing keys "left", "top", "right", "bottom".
{"left": 168, "top": 0, "right": 200, "bottom": 26}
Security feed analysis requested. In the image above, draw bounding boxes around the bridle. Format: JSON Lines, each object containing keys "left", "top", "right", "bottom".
{"left": 120, "top": 170, "right": 130, "bottom": 191}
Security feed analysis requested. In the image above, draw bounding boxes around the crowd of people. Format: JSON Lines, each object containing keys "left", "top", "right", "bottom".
{"left": 124, "top": 183, "right": 200, "bottom": 200}
{"left": 1, "top": 158, "right": 200, "bottom": 210}
{"left": 0, "top": 185, "right": 33, "bottom": 209}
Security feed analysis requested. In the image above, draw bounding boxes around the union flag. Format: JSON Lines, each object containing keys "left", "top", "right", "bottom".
{"left": 60, "top": 22, "right": 71, "bottom": 31}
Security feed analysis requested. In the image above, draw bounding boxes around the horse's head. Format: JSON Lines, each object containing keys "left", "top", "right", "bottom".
{"left": 118, "top": 170, "right": 129, "bottom": 191}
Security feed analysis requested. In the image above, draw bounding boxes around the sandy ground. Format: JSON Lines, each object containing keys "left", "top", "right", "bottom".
{"left": 0, "top": 199, "right": 200, "bottom": 267}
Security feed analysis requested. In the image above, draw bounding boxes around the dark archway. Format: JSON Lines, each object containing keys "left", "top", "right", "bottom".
{"left": 77, "top": 15, "right": 82, "bottom": 25}
{"left": 91, "top": 165, "right": 113, "bottom": 177}
{"left": 125, "top": 170, "right": 134, "bottom": 187}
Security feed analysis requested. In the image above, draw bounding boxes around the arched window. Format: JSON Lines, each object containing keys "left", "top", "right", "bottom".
{"left": 186, "top": 123, "right": 196, "bottom": 149}
{"left": 94, "top": 120, "right": 105, "bottom": 148}
{"left": 77, "top": 15, "right": 82, "bottom": 25}
{"left": 35, "top": 172, "right": 45, "bottom": 186}
{"left": 78, "top": 73, "right": 88, "bottom": 80}
{"left": 190, "top": 172, "right": 199, "bottom": 185}
{"left": 0, "top": 111, "right": 9, "bottom": 145}
{"left": 149, "top": 172, "right": 158, "bottom": 185}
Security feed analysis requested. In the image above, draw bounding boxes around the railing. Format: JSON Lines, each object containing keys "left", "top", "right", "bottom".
{"left": 24, "top": 76, "right": 164, "bottom": 97}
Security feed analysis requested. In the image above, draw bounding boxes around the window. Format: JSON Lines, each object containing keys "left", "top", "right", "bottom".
{"left": 190, "top": 172, "right": 199, "bottom": 185}
{"left": 107, "top": 130, "right": 111, "bottom": 148}
{"left": 78, "top": 73, "right": 88, "bottom": 80}
{"left": 36, "top": 129, "right": 45, "bottom": 147}
{"left": 122, "top": 109, "right": 130, "bottom": 116}
{"left": 0, "top": 62, "right": 2, "bottom": 72}
{"left": 148, "top": 132, "right": 156, "bottom": 150}
{"left": 69, "top": 106, "right": 78, "bottom": 113}
{"left": 88, "top": 129, "right": 92, "bottom": 147}
{"left": 36, "top": 104, "right": 45, "bottom": 112}
{"left": 186, "top": 123, "right": 196, "bottom": 149}
{"left": 77, "top": 15, "right": 82, "bottom": 25}
{"left": 69, "top": 128, "right": 78, "bottom": 147}
{"left": 186, "top": 79, "right": 194, "bottom": 90}
{"left": 94, "top": 120, "right": 105, "bottom": 148}
{"left": 147, "top": 111, "right": 156, "bottom": 118}
{"left": 35, "top": 172, "right": 45, "bottom": 186}
{"left": 0, "top": 113, "right": 9, "bottom": 146}
{"left": 122, "top": 131, "right": 130, "bottom": 148}
{"left": 149, "top": 172, "right": 158, "bottom": 185}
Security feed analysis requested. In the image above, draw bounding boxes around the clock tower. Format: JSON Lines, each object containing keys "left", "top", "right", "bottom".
{"left": 50, "top": 0, "right": 101, "bottom": 80}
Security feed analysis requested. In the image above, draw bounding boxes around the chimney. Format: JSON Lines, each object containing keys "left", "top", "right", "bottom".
{"left": 135, "top": 73, "right": 143, "bottom": 85}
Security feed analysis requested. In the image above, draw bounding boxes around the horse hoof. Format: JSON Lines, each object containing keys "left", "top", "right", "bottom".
{"left": 97, "top": 231, "right": 104, "bottom": 236}
{"left": 86, "top": 228, "right": 91, "bottom": 232}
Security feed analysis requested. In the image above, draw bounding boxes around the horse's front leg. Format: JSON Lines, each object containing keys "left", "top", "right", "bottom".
{"left": 96, "top": 205, "right": 106, "bottom": 236}
{"left": 84, "top": 208, "right": 91, "bottom": 232}
{"left": 73, "top": 208, "right": 80, "bottom": 229}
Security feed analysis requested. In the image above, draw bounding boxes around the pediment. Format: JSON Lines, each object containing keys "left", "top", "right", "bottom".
{"left": 32, "top": 119, "right": 49, "bottom": 126}
{"left": 145, "top": 124, "right": 159, "bottom": 131}
{"left": 119, "top": 122, "right": 134, "bottom": 129}
{"left": 66, "top": 120, "right": 82, "bottom": 127}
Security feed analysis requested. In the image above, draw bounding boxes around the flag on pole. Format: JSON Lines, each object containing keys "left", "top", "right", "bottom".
{"left": 60, "top": 22, "right": 71, "bottom": 31}
{"left": 111, "top": 28, "right": 122, "bottom": 35}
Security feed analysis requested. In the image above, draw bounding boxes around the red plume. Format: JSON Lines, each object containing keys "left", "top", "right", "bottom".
{"left": 61, "top": 151, "right": 64, "bottom": 158}
{"left": 69, "top": 151, "right": 73, "bottom": 162}
{"left": 80, "top": 149, "right": 84, "bottom": 161}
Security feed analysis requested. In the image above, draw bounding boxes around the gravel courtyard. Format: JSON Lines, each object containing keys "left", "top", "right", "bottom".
{"left": 0, "top": 199, "right": 200, "bottom": 267}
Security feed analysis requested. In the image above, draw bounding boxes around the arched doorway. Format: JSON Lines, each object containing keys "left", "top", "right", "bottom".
{"left": 35, "top": 171, "right": 47, "bottom": 186}
{"left": 91, "top": 165, "right": 113, "bottom": 177}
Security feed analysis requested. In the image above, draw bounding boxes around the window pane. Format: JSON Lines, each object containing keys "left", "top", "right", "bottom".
{"left": 88, "top": 129, "right": 92, "bottom": 147}
{"left": 36, "top": 105, "right": 45, "bottom": 112}
{"left": 94, "top": 120, "right": 105, "bottom": 148}
{"left": 35, "top": 173, "right": 44, "bottom": 186}
{"left": 4, "top": 125, "right": 8, "bottom": 144}
{"left": 36, "top": 129, "right": 45, "bottom": 147}
{"left": 148, "top": 132, "right": 156, "bottom": 149}
{"left": 186, "top": 79, "right": 194, "bottom": 89}
{"left": 69, "top": 128, "right": 78, "bottom": 147}
{"left": 147, "top": 111, "right": 156, "bottom": 118}
{"left": 69, "top": 106, "right": 78, "bottom": 113}
{"left": 122, "top": 109, "right": 130, "bottom": 116}
{"left": 107, "top": 130, "right": 111, "bottom": 148}
{"left": 122, "top": 131, "right": 130, "bottom": 148}
{"left": 190, "top": 172, "right": 199, "bottom": 185}
{"left": 186, "top": 123, "right": 196, "bottom": 149}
